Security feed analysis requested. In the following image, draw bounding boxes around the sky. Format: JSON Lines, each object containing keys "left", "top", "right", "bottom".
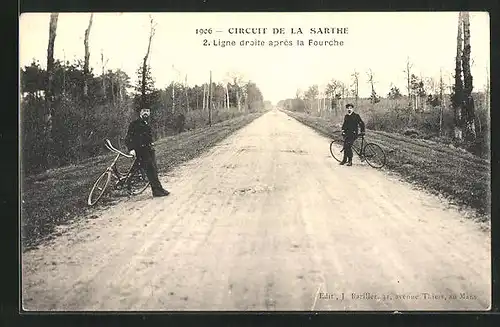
{"left": 19, "top": 12, "right": 490, "bottom": 104}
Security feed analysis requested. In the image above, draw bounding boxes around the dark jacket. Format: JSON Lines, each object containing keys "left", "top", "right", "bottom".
{"left": 125, "top": 118, "right": 154, "bottom": 151}
{"left": 341, "top": 112, "right": 365, "bottom": 134}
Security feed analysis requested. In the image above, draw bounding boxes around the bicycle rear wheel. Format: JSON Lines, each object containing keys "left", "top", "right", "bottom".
{"left": 127, "top": 167, "right": 150, "bottom": 195}
{"left": 329, "top": 140, "right": 344, "bottom": 162}
{"left": 88, "top": 171, "right": 112, "bottom": 205}
{"left": 363, "top": 143, "right": 386, "bottom": 168}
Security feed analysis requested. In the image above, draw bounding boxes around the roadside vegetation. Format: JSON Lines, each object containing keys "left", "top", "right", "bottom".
{"left": 278, "top": 12, "right": 490, "bottom": 219}
{"left": 20, "top": 14, "right": 270, "bottom": 251}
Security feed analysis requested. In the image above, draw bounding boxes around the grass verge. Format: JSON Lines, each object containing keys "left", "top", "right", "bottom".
{"left": 283, "top": 110, "right": 491, "bottom": 219}
{"left": 21, "top": 111, "right": 266, "bottom": 252}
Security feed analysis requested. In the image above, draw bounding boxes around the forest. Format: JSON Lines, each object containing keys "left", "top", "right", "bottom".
{"left": 278, "top": 12, "right": 489, "bottom": 159}
{"left": 20, "top": 14, "right": 267, "bottom": 176}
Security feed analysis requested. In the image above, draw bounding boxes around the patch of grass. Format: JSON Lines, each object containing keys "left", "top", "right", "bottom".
{"left": 284, "top": 110, "right": 491, "bottom": 218}
{"left": 21, "top": 111, "right": 266, "bottom": 252}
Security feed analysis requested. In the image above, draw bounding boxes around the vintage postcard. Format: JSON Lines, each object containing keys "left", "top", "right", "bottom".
{"left": 19, "top": 12, "right": 491, "bottom": 311}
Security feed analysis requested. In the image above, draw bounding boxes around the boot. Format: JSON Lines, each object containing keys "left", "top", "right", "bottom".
{"left": 153, "top": 190, "right": 169, "bottom": 197}
{"left": 152, "top": 185, "right": 170, "bottom": 197}
{"left": 339, "top": 154, "right": 347, "bottom": 165}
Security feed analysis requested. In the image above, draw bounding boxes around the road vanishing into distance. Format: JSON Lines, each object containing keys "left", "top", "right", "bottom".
{"left": 22, "top": 109, "right": 491, "bottom": 311}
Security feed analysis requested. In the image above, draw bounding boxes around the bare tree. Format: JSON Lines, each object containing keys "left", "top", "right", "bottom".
{"left": 44, "top": 13, "right": 59, "bottom": 166}
{"left": 461, "top": 11, "right": 476, "bottom": 142}
{"left": 110, "top": 70, "right": 115, "bottom": 105}
{"left": 100, "top": 50, "right": 109, "bottom": 98}
{"left": 83, "top": 13, "right": 93, "bottom": 97}
{"left": 425, "top": 76, "right": 438, "bottom": 95}
{"left": 295, "top": 89, "right": 302, "bottom": 99}
{"left": 228, "top": 72, "right": 244, "bottom": 112}
{"left": 403, "top": 57, "right": 413, "bottom": 109}
{"left": 325, "top": 80, "right": 341, "bottom": 115}
{"left": 117, "top": 67, "right": 125, "bottom": 103}
{"left": 452, "top": 12, "right": 465, "bottom": 141}
{"left": 221, "top": 76, "right": 232, "bottom": 110}
{"left": 340, "top": 81, "right": 348, "bottom": 110}
{"left": 419, "top": 73, "right": 427, "bottom": 111}
{"left": 184, "top": 74, "right": 189, "bottom": 113}
{"left": 208, "top": 71, "right": 212, "bottom": 125}
{"left": 367, "top": 69, "right": 379, "bottom": 104}
{"left": 202, "top": 83, "right": 206, "bottom": 111}
{"left": 141, "top": 15, "right": 157, "bottom": 108}
{"left": 171, "top": 65, "right": 179, "bottom": 113}
{"left": 317, "top": 90, "right": 323, "bottom": 114}
{"left": 350, "top": 70, "right": 359, "bottom": 106}
{"left": 81, "top": 13, "right": 93, "bottom": 161}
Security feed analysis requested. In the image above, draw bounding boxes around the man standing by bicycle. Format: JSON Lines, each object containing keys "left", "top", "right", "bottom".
{"left": 125, "top": 108, "right": 170, "bottom": 197}
{"left": 340, "top": 103, "right": 365, "bottom": 166}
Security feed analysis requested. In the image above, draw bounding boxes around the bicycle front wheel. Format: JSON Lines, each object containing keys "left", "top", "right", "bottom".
{"left": 329, "top": 140, "right": 344, "bottom": 162}
{"left": 363, "top": 143, "right": 386, "bottom": 168}
{"left": 88, "top": 171, "right": 112, "bottom": 206}
{"left": 128, "top": 167, "right": 150, "bottom": 195}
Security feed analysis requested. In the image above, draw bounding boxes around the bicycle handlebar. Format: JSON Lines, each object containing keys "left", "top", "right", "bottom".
{"left": 105, "top": 139, "right": 134, "bottom": 158}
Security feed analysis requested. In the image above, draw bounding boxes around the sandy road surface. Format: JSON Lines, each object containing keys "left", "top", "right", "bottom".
{"left": 22, "top": 109, "right": 491, "bottom": 311}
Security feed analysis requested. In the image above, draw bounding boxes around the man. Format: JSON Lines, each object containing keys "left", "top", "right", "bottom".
{"left": 340, "top": 103, "right": 365, "bottom": 166}
{"left": 125, "top": 108, "right": 170, "bottom": 197}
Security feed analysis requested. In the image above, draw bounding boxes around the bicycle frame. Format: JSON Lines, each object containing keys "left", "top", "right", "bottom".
{"left": 104, "top": 139, "right": 141, "bottom": 187}
{"left": 88, "top": 139, "right": 149, "bottom": 206}
{"left": 352, "top": 135, "right": 365, "bottom": 158}
{"left": 340, "top": 133, "right": 366, "bottom": 159}
{"left": 330, "top": 131, "right": 386, "bottom": 168}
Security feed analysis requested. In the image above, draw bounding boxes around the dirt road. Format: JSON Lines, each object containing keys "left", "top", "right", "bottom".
{"left": 22, "top": 109, "right": 491, "bottom": 311}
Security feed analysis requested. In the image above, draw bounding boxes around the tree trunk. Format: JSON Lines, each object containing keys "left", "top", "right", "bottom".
{"left": 83, "top": 13, "right": 93, "bottom": 97}
{"left": 439, "top": 69, "right": 444, "bottom": 137}
{"left": 196, "top": 90, "right": 200, "bottom": 110}
{"left": 453, "top": 12, "right": 465, "bottom": 141}
{"left": 117, "top": 72, "right": 123, "bottom": 103}
{"left": 172, "top": 82, "right": 175, "bottom": 113}
{"left": 208, "top": 72, "right": 212, "bottom": 126}
{"left": 461, "top": 12, "right": 476, "bottom": 143}
{"left": 101, "top": 51, "right": 106, "bottom": 99}
{"left": 45, "top": 13, "right": 59, "bottom": 168}
{"left": 406, "top": 58, "right": 412, "bottom": 110}
{"left": 111, "top": 75, "right": 115, "bottom": 105}
{"left": 354, "top": 78, "right": 359, "bottom": 107}
{"left": 185, "top": 75, "right": 189, "bottom": 113}
{"left": 202, "top": 84, "right": 206, "bottom": 111}
{"left": 236, "top": 88, "right": 241, "bottom": 112}
{"left": 142, "top": 17, "right": 155, "bottom": 108}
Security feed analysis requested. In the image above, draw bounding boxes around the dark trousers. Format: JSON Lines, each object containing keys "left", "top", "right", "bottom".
{"left": 343, "top": 133, "right": 357, "bottom": 162}
{"left": 135, "top": 147, "right": 164, "bottom": 193}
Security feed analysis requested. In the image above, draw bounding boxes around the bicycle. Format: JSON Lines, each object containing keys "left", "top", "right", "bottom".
{"left": 87, "top": 139, "right": 150, "bottom": 206}
{"left": 329, "top": 132, "right": 386, "bottom": 168}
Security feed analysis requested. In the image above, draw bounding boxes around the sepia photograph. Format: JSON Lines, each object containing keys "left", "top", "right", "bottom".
{"left": 19, "top": 12, "right": 491, "bottom": 311}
